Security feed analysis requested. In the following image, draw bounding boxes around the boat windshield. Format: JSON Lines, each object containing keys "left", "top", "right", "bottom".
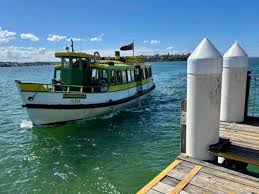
{"left": 62, "top": 58, "right": 70, "bottom": 69}
{"left": 71, "top": 58, "right": 80, "bottom": 69}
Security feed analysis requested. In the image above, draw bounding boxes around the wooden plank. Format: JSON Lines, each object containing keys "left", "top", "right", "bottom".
{"left": 153, "top": 182, "right": 189, "bottom": 194}
{"left": 161, "top": 176, "right": 217, "bottom": 194}
{"left": 211, "top": 152, "right": 259, "bottom": 166}
{"left": 219, "top": 133, "right": 259, "bottom": 149}
{"left": 228, "top": 141, "right": 259, "bottom": 151}
{"left": 167, "top": 164, "right": 256, "bottom": 194}
{"left": 220, "top": 133, "right": 259, "bottom": 145}
{"left": 137, "top": 160, "right": 181, "bottom": 194}
{"left": 146, "top": 189, "right": 163, "bottom": 194}
{"left": 207, "top": 184, "right": 236, "bottom": 194}
{"left": 220, "top": 129, "right": 259, "bottom": 140}
{"left": 220, "top": 126, "right": 259, "bottom": 137}
{"left": 220, "top": 122, "right": 259, "bottom": 133}
{"left": 179, "top": 160, "right": 259, "bottom": 189}
{"left": 170, "top": 165, "right": 202, "bottom": 194}
{"left": 220, "top": 130, "right": 259, "bottom": 141}
{"left": 220, "top": 123, "right": 259, "bottom": 136}
{"left": 209, "top": 144, "right": 259, "bottom": 166}
{"left": 213, "top": 177, "right": 259, "bottom": 194}
{"left": 177, "top": 154, "right": 259, "bottom": 182}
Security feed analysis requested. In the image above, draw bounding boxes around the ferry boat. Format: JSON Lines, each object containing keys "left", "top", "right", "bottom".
{"left": 16, "top": 48, "right": 155, "bottom": 125}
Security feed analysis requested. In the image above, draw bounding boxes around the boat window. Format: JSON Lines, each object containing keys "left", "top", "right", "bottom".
{"left": 142, "top": 68, "right": 146, "bottom": 79}
{"left": 91, "top": 68, "right": 98, "bottom": 79}
{"left": 56, "top": 70, "right": 61, "bottom": 80}
{"left": 135, "top": 68, "right": 139, "bottom": 76}
{"left": 145, "top": 67, "right": 150, "bottom": 78}
{"left": 101, "top": 69, "right": 108, "bottom": 79}
{"left": 122, "top": 71, "right": 127, "bottom": 84}
{"left": 149, "top": 67, "right": 152, "bottom": 77}
{"left": 62, "top": 57, "right": 70, "bottom": 69}
{"left": 71, "top": 58, "right": 80, "bottom": 69}
{"left": 116, "top": 71, "right": 122, "bottom": 84}
{"left": 131, "top": 70, "right": 135, "bottom": 82}
{"left": 127, "top": 70, "right": 131, "bottom": 83}
{"left": 110, "top": 70, "right": 116, "bottom": 84}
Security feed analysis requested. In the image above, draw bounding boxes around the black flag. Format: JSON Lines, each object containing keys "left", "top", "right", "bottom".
{"left": 120, "top": 43, "right": 134, "bottom": 51}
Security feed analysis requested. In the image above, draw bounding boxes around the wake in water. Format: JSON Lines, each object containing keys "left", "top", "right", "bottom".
{"left": 20, "top": 119, "right": 33, "bottom": 129}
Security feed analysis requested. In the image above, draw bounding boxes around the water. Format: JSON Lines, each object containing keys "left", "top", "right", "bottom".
{"left": 0, "top": 60, "right": 258, "bottom": 193}
{"left": 0, "top": 62, "right": 186, "bottom": 193}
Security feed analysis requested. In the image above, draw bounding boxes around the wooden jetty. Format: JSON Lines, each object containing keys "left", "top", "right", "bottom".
{"left": 137, "top": 153, "right": 259, "bottom": 194}
{"left": 137, "top": 39, "right": 259, "bottom": 193}
{"left": 137, "top": 119, "right": 259, "bottom": 194}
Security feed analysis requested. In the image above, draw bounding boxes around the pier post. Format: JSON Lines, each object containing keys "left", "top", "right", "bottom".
{"left": 220, "top": 42, "right": 248, "bottom": 122}
{"left": 186, "top": 38, "right": 223, "bottom": 161}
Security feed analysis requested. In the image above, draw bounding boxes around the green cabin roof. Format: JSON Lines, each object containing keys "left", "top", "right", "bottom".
{"left": 55, "top": 52, "right": 93, "bottom": 58}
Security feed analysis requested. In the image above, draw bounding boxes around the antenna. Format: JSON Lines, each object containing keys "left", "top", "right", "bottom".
{"left": 133, "top": 40, "right": 135, "bottom": 57}
{"left": 71, "top": 39, "right": 74, "bottom": 52}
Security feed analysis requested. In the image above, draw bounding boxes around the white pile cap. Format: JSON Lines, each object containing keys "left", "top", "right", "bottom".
{"left": 188, "top": 37, "right": 223, "bottom": 75}
{"left": 223, "top": 42, "right": 248, "bottom": 69}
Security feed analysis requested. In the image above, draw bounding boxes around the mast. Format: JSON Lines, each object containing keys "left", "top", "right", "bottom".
{"left": 71, "top": 39, "right": 74, "bottom": 52}
{"left": 133, "top": 40, "right": 135, "bottom": 57}
{"left": 80, "top": 32, "right": 82, "bottom": 51}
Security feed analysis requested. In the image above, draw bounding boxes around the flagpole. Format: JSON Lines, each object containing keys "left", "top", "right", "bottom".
{"left": 133, "top": 40, "right": 134, "bottom": 57}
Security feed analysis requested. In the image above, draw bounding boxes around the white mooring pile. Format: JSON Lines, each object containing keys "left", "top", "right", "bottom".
{"left": 220, "top": 42, "right": 248, "bottom": 122}
{"left": 186, "top": 38, "right": 248, "bottom": 161}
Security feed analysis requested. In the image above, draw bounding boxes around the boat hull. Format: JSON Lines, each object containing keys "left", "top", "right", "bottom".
{"left": 18, "top": 82, "right": 155, "bottom": 125}
{"left": 24, "top": 90, "right": 152, "bottom": 125}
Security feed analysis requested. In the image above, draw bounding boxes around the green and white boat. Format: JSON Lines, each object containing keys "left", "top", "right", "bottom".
{"left": 16, "top": 49, "right": 155, "bottom": 125}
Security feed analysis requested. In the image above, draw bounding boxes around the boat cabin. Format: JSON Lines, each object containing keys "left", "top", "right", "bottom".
{"left": 53, "top": 51, "right": 152, "bottom": 93}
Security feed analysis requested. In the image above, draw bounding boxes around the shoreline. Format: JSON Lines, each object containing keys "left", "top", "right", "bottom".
{"left": 1, "top": 57, "right": 258, "bottom": 67}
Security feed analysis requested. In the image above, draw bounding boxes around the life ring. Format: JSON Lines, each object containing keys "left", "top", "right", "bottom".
{"left": 94, "top": 51, "right": 101, "bottom": 63}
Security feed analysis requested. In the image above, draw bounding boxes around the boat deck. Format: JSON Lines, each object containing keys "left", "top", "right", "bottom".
{"left": 137, "top": 121, "right": 259, "bottom": 194}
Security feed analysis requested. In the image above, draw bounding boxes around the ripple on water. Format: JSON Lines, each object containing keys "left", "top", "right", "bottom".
{"left": 20, "top": 119, "right": 33, "bottom": 129}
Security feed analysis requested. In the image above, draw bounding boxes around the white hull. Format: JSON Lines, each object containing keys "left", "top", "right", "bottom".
{"left": 17, "top": 81, "right": 155, "bottom": 125}
{"left": 25, "top": 91, "right": 150, "bottom": 125}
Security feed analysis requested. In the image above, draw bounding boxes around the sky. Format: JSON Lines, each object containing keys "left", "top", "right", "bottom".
{"left": 1, "top": 0, "right": 259, "bottom": 62}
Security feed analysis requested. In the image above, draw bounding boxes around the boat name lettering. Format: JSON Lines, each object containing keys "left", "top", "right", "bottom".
{"left": 63, "top": 94, "right": 86, "bottom": 99}
{"left": 69, "top": 99, "right": 81, "bottom": 104}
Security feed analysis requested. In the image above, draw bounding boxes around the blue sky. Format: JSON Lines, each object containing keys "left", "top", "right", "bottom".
{"left": 0, "top": 0, "right": 259, "bottom": 61}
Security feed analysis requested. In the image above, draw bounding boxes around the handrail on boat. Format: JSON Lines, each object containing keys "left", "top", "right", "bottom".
{"left": 51, "top": 83, "right": 107, "bottom": 93}
{"left": 18, "top": 82, "right": 107, "bottom": 93}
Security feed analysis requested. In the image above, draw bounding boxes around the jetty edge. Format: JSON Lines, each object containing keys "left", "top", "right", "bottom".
{"left": 137, "top": 38, "right": 259, "bottom": 194}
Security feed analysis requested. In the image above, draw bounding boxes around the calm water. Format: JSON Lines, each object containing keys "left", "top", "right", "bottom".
{"left": 0, "top": 60, "right": 258, "bottom": 194}
{"left": 0, "top": 62, "right": 186, "bottom": 193}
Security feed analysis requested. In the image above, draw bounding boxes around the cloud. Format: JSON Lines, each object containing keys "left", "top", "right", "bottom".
{"left": 143, "top": 40, "right": 160, "bottom": 45}
{"left": 150, "top": 40, "right": 160, "bottom": 45}
{"left": 0, "top": 46, "right": 57, "bottom": 62}
{"left": 20, "top": 33, "right": 39, "bottom": 41}
{"left": 0, "top": 27, "right": 16, "bottom": 43}
{"left": 66, "top": 37, "right": 83, "bottom": 42}
{"left": 47, "top": 34, "right": 66, "bottom": 42}
{"left": 0, "top": 45, "right": 189, "bottom": 62}
{"left": 167, "top": 46, "right": 174, "bottom": 50}
{"left": 90, "top": 34, "right": 104, "bottom": 42}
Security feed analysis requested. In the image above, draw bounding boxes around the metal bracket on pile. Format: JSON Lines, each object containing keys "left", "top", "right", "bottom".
{"left": 181, "top": 111, "right": 186, "bottom": 125}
